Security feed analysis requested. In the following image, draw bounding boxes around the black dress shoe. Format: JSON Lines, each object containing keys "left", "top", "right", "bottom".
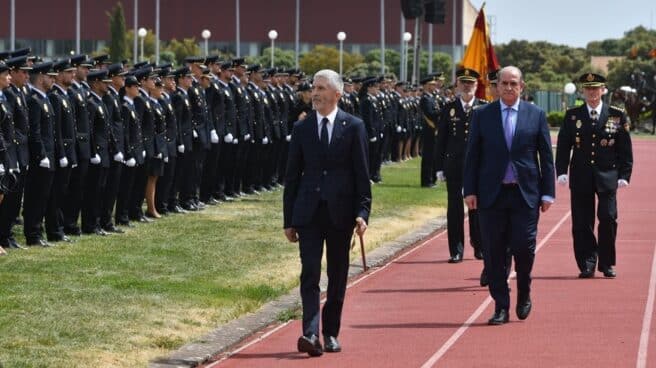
{"left": 49, "top": 235, "right": 74, "bottom": 243}
{"left": 138, "top": 216, "right": 153, "bottom": 223}
{"left": 297, "top": 335, "right": 323, "bottom": 357}
{"left": 27, "top": 239, "right": 54, "bottom": 247}
{"left": 64, "top": 227, "right": 82, "bottom": 236}
{"left": 172, "top": 205, "right": 189, "bottom": 214}
{"left": 206, "top": 197, "right": 220, "bottom": 205}
{"left": 488, "top": 309, "right": 509, "bottom": 325}
{"left": 116, "top": 220, "right": 135, "bottom": 228}
{"left": 474, "top": 248, "right": 484, "bottom": 260}
{"left": 516, "top": 295, "right": 532, "bottom": 320}
{"left": 578, "top": 269, "right": 595, "bottom": 278}
{"left": 602, "top": 267, "right": 616, "bottom": 278}
{"left": 480, "top": 269, "right": 489, "bottom": 287}
{"left": 2, "top": 238, "right": 27, "bottom": 250}
{"left": 448, "top": 254, "right": 463, "bottom": 263}
{"left": 104, "top": 225, "right": 125, "bottom": 234}
{"left": 323, "top": 335, "right": 341, "bottom": 353}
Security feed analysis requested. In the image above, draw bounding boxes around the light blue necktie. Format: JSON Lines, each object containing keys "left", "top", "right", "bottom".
{"left": 503, "top": 107, "right": 516, "bottom": 183}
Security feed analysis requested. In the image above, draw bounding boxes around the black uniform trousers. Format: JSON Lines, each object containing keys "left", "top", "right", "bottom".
{"left": 169, "top": 153, "right": 189, "bottom": 210}
{"left": 156, "top": 156, "right": 176, "bottom": 212}
{"left": 63, "top": 160, "right": 89, "bottom": 233}
{"left": 276, "top": 141, "right": 289, "bottom": 185}
{"left": 129, "top": 165, "right": 147, "bottom": 220}
{"left": 220, "top": 143, "right": 237, "bottom": 196}
{"left": 445, "top": 179, "right": 481, "bottom": 257}
{"left": 45, "top": 166, "right": 72, "bottom": 240}
{"left": 100, "top": 160, "right": 123, "bottom": 229}
{"left": 246, "top": 143, "right": 263, "bottom": 191}
{"left": 368, "top": 140, "right": 381, "bottom": 182}
{"left": 421, "top": 129, "right": 436, "bottom": 186}
{"left": 200, "top": 142, "right": 220, "bottom": 202}
{"left": 297, "top": 201, "right": 352, "bottom": 338}
{"left": 570, "top": 189, "right": 618, "bottom": 272}
{"left": 181, "top": 142, "right": 206, "bottom": 205}
{"left": 233, "top": 142, "right": 249, "bottom": 194}
{"left": 0, "top": 171, "right": 25, "bottom": 243}
{"left": 81, "top": 164, "right": 108, "bottom": 232}
{"left": 478, "top": 186, "right": 539, "bottom": 311}
{"left": 23, "top": 166, "right": 55, "bottom": 242}
{"left": 115, "top": 165, "right": 137, "bottom": 224}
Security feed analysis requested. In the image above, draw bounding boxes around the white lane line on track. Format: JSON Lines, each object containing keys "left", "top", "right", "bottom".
{"left": 420, "top": 210, "right": 571, "bottom": 368}
{"left": 207, "top": 228, "right": 449, "bottom": 367}
{"left": 636, "top": 243, "right": 656, "bottom": 368}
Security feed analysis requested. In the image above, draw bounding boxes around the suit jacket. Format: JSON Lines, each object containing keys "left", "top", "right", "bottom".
{"left": 463, "top": 100, "right": 555, "bottom": 209}
{"left": 283, "top": 108, "right": 372, "bottom": 230}
{"left": 555, "top": 104, "right": 633, "bottom": 192}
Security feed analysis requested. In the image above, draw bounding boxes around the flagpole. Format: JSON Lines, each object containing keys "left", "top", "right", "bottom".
{"left": 451, "top": 0, "right": 457, "bottom": 83}
{"left": 411, "top": 18, "right": 421, "bottom": 85}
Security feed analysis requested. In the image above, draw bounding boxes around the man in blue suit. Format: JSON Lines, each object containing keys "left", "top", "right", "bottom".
{"left": 463, "top": 66, "right": 555, "bottom": 325}
{"left": 284, "top": 69, "right": 371, "bottom": 356}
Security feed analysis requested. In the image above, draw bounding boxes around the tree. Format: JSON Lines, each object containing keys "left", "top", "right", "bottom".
{"left": 165, "top": 38, "right": 201, "bottom": 65}
{"left": 299, "top": 45, "right": 364, "bottom": 76}
{"left": 107, "top": 2, "right": 128, "bottom": 63}
{"left": 252, "top": 47, "right": 296, "bottom": 69}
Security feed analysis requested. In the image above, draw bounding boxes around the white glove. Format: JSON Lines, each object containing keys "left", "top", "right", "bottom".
{"left": 262, "top": 137, "right": 269, "bottom": 145}
{"left": 193, "top": 130, "right": 198, "bottom": 138}
{"left": 436, "top": 171, "right": 445, "bottom": 182}
{"left": 224, "top": 133, "right": 234, "bottom": 143}
{"left": 9, "top": 167, "right": 16, "bottom": 174}
{"left": 0, "top": 164, "right": 4, "bottom": 175}
{"left": 39, "top": 157, "right": 50, "bottom": 169}
{"left": 177, "top": 145, "right": 185, "bottom": 153}
{"left": 90, "top": 154, "right": 101, "bottom": 165}
{"left": 286, "top": 134, "right": 292, "bottom": 142}
{"left": 369, "top": 137, "right": 377, "bottom": 143}
{"left": 380, "top": 133, "right": 384, "bottom": 138}
{"left": 164, "top": 157, "right": 169, "bottom": 163}
{"left": 70, "top": 164, "right": 76, "bottom": 169}
{"left": 557, "top": 174, "right": 568, "bottom": 186}
{"left": 618, "top": 179, "right": 629, "bottom": 188}
{"left": 113, "top": 152, "right": 124, "bottom": 162}
{"left": 233, "top": 138, "right": 239, "bottom": 144}
{"left": 396, "top": 125, "right": 402, "bottom": 133}
{"left": 403, "top": 128, "right": 407, "bottom": 132}
{"left": 210, "top": 129, "right": 219, "bottom": 143}
{"left": 244, "top": 134, "right": 251, "bottom": 141}
{"left": 126, "top": 158, "right": 136, "bottom": 167}
{"left": 155, "top": 153, "right": 163, "bottom": 159}
{"left": 15, "top": 166, "right": 21, "bottom": 173}
{"left": 59, "top": 157, "right": 69, "bottom": 168}
{"left": 142, "top": 150, "right": 146, "bottom": 158}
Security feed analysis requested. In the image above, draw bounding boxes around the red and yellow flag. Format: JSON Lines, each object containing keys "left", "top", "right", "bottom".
{"left": 459, "top": 3, "right": 500, "bottom": 99}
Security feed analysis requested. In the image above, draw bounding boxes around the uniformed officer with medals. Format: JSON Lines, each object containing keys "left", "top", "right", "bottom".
{"left": 556, "top": 73, "right": 633, "bottom": 278}
{"left": 436, "top": 68, "right": 486, "bottom": 263}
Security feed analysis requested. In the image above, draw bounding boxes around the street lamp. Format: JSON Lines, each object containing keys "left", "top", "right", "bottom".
{"left": 268, "top": 29, "right": 278, "bottom": 68}
{"left": 337, "top": 31, "right": 346, "bottom": 76}
{"left": 201, "top": 29, "right": 211, "bottom": 56}
{"left": 138, "top": 27, "right": 148, "bottom": 62}
{"left": 403, "top": 32, "right": 412, "bottom": 82}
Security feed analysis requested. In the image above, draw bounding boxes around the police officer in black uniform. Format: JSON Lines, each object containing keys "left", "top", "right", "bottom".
{"left": 214, "top": 61, "right": 237, "bottom": 202}
{"left": 419, "top": 75, "right": 441, "bottom": 187}
{"left": 436, "top": 68, "right": 486, "bottom": 263}
{"left": 556, "top": 73, "right": 633, "bottom": 278}
{"left": 0, "top": 56, "right": 31, "bottom": 249}
{"left": 169, "top": 66, "right": 194, "bottom": 213}
{"left": 81, "top": 70, "right": 112, "bottom": 235}
{"left": 360, "top": 77, "right": 384, "bottom": 183}
{"left": 0, "top": 61, "right": 16, "bottom": 254}
{"left": 155, "top": 65, "right": 179, "bottom": 215}
{"left": 24, "top": 62, "right": 56, "bottom": 246}
{"left": 100, "top": 63, "right": 127, "bottom": 233}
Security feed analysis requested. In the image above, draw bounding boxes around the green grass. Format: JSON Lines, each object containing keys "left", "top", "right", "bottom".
{"left": 0, "top": 158, "right": 446, "bottom": 367}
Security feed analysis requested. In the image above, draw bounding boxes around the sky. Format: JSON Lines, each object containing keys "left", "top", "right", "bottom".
{"left": 469, "top": 0, "right": 655, "bottom": 48}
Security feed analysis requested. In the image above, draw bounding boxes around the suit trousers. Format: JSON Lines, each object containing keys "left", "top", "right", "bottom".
{"left": 297, "top": 202, "right": 352, "bottom": 338}
{"left": 570, "top": 189, "right": 618, "bottom": 271}
{"left": 479, "top": 186, "right": 539, "bottom": 311}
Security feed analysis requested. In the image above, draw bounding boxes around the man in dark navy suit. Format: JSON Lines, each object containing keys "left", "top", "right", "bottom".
{"left": 463, "top": 66, "right": 555, "bottom": 325}
{"left": 283, "top": 69, "right": 371, "bottom": 356}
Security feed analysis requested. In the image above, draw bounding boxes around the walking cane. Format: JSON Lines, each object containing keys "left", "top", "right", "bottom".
{"left": 351, "top": 231, "right": 368, "bottom": 271}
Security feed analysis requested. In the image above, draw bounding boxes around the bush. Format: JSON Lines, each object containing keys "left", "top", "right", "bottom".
{"left": 547, "top": 111, "right": 565, "bottom": 128}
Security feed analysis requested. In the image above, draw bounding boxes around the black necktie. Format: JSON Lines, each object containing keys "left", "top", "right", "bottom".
{"left": 320, "top": 117, "right": 329, "bottom": 147}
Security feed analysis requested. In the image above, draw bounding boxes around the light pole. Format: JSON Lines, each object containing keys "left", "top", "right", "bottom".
{"left": 138, "top": 27, "right": 147, "bottom": 62}
{"left": 337, "top": 31, "right": 346, "bottom": 76}
{"left": 201, "top": 29, "right": 211, "bottom": 56}
{"left": 268, "top": 30, "right": 278, "bottom": 68}
{"left": 403, "top": 32, "right": 412, "bottom": 82}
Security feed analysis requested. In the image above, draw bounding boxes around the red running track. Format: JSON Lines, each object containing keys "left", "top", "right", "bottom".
{"left": 206, "top": 138, "right": 656, "bottom": 368}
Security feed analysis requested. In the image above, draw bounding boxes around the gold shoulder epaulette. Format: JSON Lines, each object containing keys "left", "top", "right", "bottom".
{"left": 609, "top": 105, "right": 625, "bottom": 113}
